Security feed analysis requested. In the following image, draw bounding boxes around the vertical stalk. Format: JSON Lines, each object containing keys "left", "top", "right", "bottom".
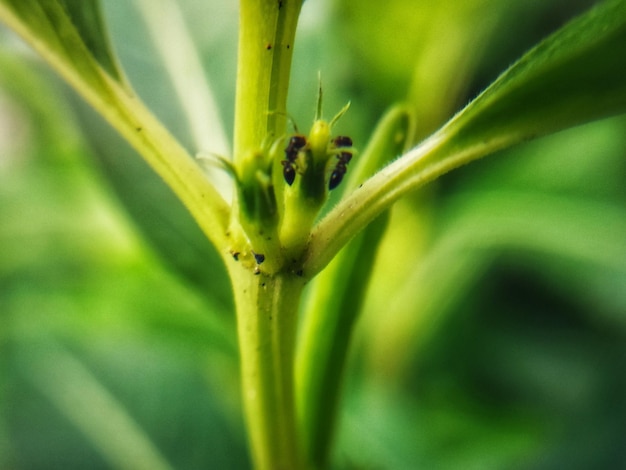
{"left": 231, "top": 4, "right": 305, "bottom": 466}
{"left": 229, "top": 263, "right": 306, "bottom": 470}
{"left": 234, "top": 0, "right": 303, "bottom": 162}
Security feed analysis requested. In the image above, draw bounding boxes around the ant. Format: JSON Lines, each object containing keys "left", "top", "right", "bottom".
{"left": 328, "top": 136, "right": 353, "bottom": 190}
{"left": 282, "top": 134, "right": 307, "bottom": 185}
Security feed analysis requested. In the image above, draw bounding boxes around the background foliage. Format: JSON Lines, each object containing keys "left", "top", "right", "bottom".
{"left": 1, "top": 0, "right": 625, "bottom": 468}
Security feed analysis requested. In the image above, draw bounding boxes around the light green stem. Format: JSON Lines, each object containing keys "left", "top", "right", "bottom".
{"left": 228, "top": 262, "right": 306, "bottom": 470}
{"left": 230, "top": 2, "right": 307, "bottom": 469}
{"left": 234, "top": 0, "right": 302, "bottom": 161}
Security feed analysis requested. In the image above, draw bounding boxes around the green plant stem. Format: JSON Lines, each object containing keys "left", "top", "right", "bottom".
{"left": 228, "top": 263, "right": 305, "bottom": 470}
{"left": 234, "top": 0, "right": 302, "bottom": 162}
{"left": 230, "top": 3, "right": 305, "bottom": 466}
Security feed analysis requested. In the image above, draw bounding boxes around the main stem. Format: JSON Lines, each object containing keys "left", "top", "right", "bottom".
{"left": 232, "top": 1, "right": 305, "bottom": 468}
{"left": 229, "top": 263, "right": 306, "bottom": 470}
{"left": 234, "top": 0, "right": 302, "bottom": 162}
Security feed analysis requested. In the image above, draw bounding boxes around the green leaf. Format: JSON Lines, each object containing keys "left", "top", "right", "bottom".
{"left": 446, "top": 0, "right": 626, "bottom": 148}
{"left": 307, "top": 0, "right": 626, "bottom": 276}
{"left": 0, "top": 0, "right": 124, "bottom": 92}
{"left": 56, "top": 0, "right": 124, "bottom": 81}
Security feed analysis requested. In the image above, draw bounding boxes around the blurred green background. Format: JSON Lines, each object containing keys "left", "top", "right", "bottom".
{"left": 1, "top": 0, "right": 625, "bottom": 468}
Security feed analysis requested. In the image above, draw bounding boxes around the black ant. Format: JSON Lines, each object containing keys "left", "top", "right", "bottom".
{"left": 328, "top": 136, "right": 353, "bottom": 190}
{"left": 282, "top": 134, "right": 307, "bottom": 185}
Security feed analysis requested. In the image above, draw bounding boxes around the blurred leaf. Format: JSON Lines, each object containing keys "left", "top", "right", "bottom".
{"left": 452, "top": 115, "right": 626, "bottom": 199}
{"left": 347, "top": 114, "right": 626, "bottom": 467}
{"left": 336, "top": 383, "right": 540, "bottom": 470}
{"left": 362, "top": 116, "right": 626, "bottom": 383}
{"left": 74, "top": 99, "right": 236, "bottom": 314}
{"left": 0, "top": 91, "right": 242, "bottom": 467}
{"left": 19, "top": 342, "right": 175, "bottom": 470}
